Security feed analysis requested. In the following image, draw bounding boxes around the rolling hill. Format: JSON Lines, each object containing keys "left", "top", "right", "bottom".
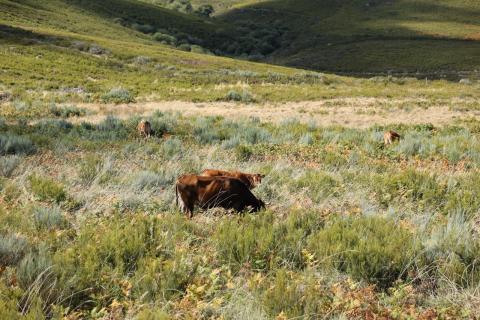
{"left": 216, "top": 0, "right": 480, "bottom": 76}
{"left": 0, "top": 0, "right": 478, "bottom": 105}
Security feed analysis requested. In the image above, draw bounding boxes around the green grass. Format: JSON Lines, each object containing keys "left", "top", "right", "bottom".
{"left": 0, "top": 0, "right": 479, "bottom": 104}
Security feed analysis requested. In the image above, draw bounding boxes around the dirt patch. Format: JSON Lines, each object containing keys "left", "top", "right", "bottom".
{"left": 73, "top": 98, "right": 480, "bottom": 128}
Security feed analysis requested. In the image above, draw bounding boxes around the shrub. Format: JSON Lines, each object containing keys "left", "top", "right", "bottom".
{"left": 153, "top": 32, "right": 177, "bottom": 45}
{"left": 214, "top": 213, "right": 276, "bottom": 270}
{"left": 371, "top": 169, "right": 446, "bottom": 209}
{"left": 308, "top": 216, "right": 419, "bottom": 288}
{"left": 78, "top": 155, "right": 103, "bottom": 185}
{"left": 133, "top": 55, "right": 152, "bottom": 65}
{"left": 299, "top": 133, "right": 314, "bottom": 145}
{"left": 423, "top": 212, "right": 480, "bottom": 286}
{"left": 195, "top": 4, "right": 214, "bottom": 17}
{"left": 235, "top": 144, "right": 253, "bottom": 161}
{"left": 131, "top": 170, "right": 175, "bottom": 191}
{"left": 177, "top": 43, "right": 191, "bottom": 51}
{"left": 225, "top": 90, "right": 254, "bottom": 103}
{"left": 0, "top": 134, "right": 36, "bottom": 155}
{"left": 101, "top": 87, "right": 135, "bottom": 104}
{"left": 190, "top": 45, "right": 211, "bottom": 55}
{"left": 49, "top": 104, "right": 86, "bottom": 118}
{"left": 17, "top": 245, "right": 53, "bottom": 290}
{"left": 29, "top": 174, "right": 67, "bottom": 203}
{"left": 133, "top": 23, "right": 156, "bottom": 34}
{"left": 35, "top": 119, "right": 73, "bottom": 135}
{"left": 0, "top": 155, "right": 21, "bottom": 177}
{"left": 161, "top": 137, "right": 183, "bottom": 159}
{"left": 32, "top": 206, "right": 68, "bottom": 231}
{"left": 88, "top": 45, "right": 108, "bottom": 55}
{"left": 0, "top": 233, "right": 29, "bottom": 266}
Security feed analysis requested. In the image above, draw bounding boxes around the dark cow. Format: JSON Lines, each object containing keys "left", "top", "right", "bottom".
{"left": 200, "top": 169, "right": 264, "bottom": 190}
{"left": 175, "top": 174, "right": 265, "bottom": 218}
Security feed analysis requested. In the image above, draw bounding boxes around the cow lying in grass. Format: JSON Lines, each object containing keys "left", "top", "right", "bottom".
{"left": 175, "top": 174, "right": 265, "bottom": 218}
{"left": 200, "top": 169, "right": 264, "bottom": 190}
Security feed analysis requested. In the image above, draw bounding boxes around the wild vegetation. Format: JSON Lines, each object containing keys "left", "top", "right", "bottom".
{"left": 1, "top": 0, "right": 480, "bottom": 318}
{"left": 1, "top": 107, "right": 480, "bottom": 318}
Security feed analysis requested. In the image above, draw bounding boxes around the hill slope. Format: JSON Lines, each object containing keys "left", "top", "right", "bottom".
{"left": 218, "top": 0, "right": 480, "bottom": 76}
{"left": 0, "top": 0, "right": 478, "bottom": 105}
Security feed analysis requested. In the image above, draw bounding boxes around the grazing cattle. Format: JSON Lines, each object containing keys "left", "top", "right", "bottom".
{"left": 175, "top": 174, "right": 265, "bottom": 218}
{"left": 137, "top": 120, "right": 153, "bottom": 138}
{"left": 384, "top": 130, "right": 401, "bottom": 146}
{"left": 200, "top": 169, "right": 264, "bottom": 190}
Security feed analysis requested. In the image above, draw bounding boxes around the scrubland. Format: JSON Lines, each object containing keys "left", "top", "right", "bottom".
{"left": 2, "top": 101, "right": 480, "bottom": 319}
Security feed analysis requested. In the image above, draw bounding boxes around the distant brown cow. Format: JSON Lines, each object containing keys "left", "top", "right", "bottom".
{"left": 175, "top": 174, "right": 265, "bottom": 218}
{"left": 137, "top": 120, "right": 153, "bottom": 138}
{"left": 384, "top": 130, "right": 401, "bottom": 146}
{"left": 200, "top": 169, "right": 264, "bottom": 190}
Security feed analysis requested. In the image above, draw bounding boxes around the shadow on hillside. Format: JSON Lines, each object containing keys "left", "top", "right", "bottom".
{"left": 0, "top": 24, "right": 70, "bottom": 46}
{"left": 219, "top": 0, "right": 480, "bottom": 78}
{"left": 64, "top": 0, "right": 223, "bottom": 39}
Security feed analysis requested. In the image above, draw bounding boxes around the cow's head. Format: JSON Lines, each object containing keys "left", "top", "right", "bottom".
{"left": 248, "top": 173, "right": 265, "bottom": 188}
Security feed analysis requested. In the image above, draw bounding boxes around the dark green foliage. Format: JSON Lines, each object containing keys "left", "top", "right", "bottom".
{"left": 195, "top": 4, "right": 214, "bottom": 17}
{"left": 308, "top": 216, "right": 418, "bottom": 288}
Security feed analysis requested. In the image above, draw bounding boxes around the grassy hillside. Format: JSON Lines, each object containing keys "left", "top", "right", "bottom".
{"left": 218, "top": 0, "right": 480, "bottom": 75}
{"left": 0, "top": 0, "right": 479, "bottom": 105}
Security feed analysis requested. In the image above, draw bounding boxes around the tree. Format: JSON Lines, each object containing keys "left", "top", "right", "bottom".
{"left": 195, "top": 4, "right": 215, "bottom": 18}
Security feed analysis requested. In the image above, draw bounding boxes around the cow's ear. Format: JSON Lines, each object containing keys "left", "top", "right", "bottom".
{"left": 260, "top": 174, "right": 266, "bottom": 178}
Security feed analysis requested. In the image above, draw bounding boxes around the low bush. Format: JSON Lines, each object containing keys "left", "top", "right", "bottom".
{"left": 235, "top": 144, "right": 253, "bottom": 161}
{"left": 49, "top": 104, "right": 86, "bottom": 118}
{"left": 0, "top": 155, "right": 20, "bottom": 177}
{"left": 29, "top": 174, "right": 67, "bottom": 203}
{"left": 153, "top": 32, "right": 177, "bottom": 45}
{"left": 0, "top": 134, "right": 36, "bottom": 155}
{"left": 101, "top": 87, "right": 135, "bottom": 104}
{"left": 78, "top": 155, "right": 103, "bottom": 185}
{"left": 308, "top": 216, "right": 419, "bottom": 288}
{"left": 32, "top": 206, "right": 68, "bottom": 231}
{"left": 133, "top": 23, "right": 156, "bottom": 34}
{"left": 130, "top": 170, "right": 175, "bottom": 191}
{"left": 0, "top": 233, "right": 29, "bottom": 266}
{"left": 225, "top": 90, "right": 254, "bottom": 103}
{"left": 423, "top": 213, "right": 480, "bottom": 287}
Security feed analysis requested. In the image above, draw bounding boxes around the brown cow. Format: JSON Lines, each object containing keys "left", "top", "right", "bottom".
{"left": 200, "top": 169, "right": 264, "bottom": 190}
{"left": 137, "top": 120, "right": 153, "bottom": 138}
{"left": 175, "top": 174, "right": 265, "bottom": 218}
{"left": 384, "top": 130, "right": 401, "bottom": 146}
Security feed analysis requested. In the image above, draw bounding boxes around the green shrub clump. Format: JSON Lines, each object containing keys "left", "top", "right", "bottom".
{"left": 29, "top": 174, "right": 67, "bottom": 203}
{"left": 101, "top": 87, "right": 135, "bottom": 104}
{"left": 308, "top": 216, "right": 418, "bottom": 288}
{"left": 225, "top": 90, "right": 255, "bottom": 103}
